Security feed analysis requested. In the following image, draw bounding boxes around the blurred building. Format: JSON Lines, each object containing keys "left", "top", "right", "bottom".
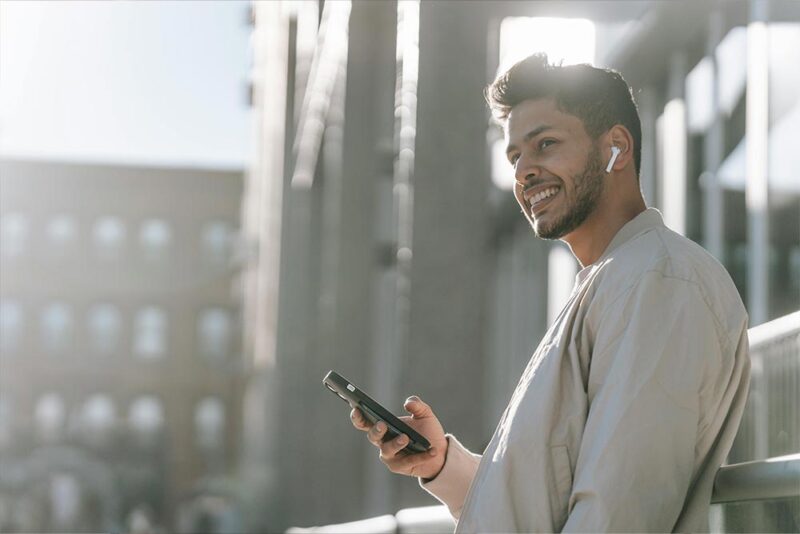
{"left": 242, "top": 0, "right": 799, "bottom": 531}
{"left": 0, "top": 160, "right": 244, "bottom": 531}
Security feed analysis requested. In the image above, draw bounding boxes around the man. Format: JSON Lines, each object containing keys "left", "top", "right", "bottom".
{"left": 350, "top": 54, "right": 751, "bottom": 532}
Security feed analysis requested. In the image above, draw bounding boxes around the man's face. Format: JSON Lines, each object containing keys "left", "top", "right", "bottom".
{"left": 505, "top": 98, "right": 605, "bottom": 240}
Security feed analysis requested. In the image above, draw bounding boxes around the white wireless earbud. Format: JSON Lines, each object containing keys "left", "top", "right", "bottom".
{"left": 605, "top": 146, "right": 621, "bottom": 173}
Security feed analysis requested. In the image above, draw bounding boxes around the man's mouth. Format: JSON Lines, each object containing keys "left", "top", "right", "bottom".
{"left": 527, "top": 186, "right": 560, "bottom": 216}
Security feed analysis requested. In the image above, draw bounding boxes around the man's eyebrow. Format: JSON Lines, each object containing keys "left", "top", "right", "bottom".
{"left": 505, "top": 124, "right": 555, "bottom": 157}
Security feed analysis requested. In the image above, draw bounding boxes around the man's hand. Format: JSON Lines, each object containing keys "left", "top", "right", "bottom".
{"left": 350, "top": 396, "right": 448, "bottom": 480}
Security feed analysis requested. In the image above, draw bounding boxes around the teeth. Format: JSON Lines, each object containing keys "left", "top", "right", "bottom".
{"left": 530, "top": 187, "right": 558, "bottom": 206}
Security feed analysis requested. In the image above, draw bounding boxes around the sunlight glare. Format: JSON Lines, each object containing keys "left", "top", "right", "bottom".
{"left": 498, "top": 17, "right": 596, "bottom": 76}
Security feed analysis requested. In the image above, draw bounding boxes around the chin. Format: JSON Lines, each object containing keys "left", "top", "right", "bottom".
{"left": 532, "top": 218, "right": 555, "bottom": 239}
{"left": 533, "top": 213, "right": 571, "bottom": 240}
{"left": 534, "top": 225, "right": 564, "bottom": 240}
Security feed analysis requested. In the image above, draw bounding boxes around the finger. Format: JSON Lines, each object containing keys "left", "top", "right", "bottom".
{"left": 384, "top": 447, "right": 439, "bottom": 474}
{"left": 403, "top": 396, "right": 434, "bottom": 419}
{"left": 367, "top": 421, "right": 387, "bottom": 447}
{"left": 350, "top": 408, "right": 371, "bottom": 431}
{"left": 379, "top": 433, "right": 410, "bottom": 459}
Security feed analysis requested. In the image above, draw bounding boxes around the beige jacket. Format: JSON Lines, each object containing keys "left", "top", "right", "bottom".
{"left": 421, "top": 208, "right": 751, "bottom": 532}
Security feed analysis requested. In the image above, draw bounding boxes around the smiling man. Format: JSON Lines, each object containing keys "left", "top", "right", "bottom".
{"left": 350, "top": 54, "right": 751, "bottom": 532}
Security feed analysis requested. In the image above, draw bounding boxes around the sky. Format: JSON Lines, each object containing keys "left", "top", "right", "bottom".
{"left": 1, "top": 1, "right": 796, "bottom": 187}
{"left": 0, "top": 0, "right": 253, "bottom": 170}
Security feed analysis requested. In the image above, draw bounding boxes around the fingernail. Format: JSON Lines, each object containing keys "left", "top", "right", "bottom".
{"left": 396, "top": 435, "right": 408, "bottom": 445}
{"left": 375, "top": 422, "right": 384, "bottom": 433}
{"left": 406, "top": 396, "right": 420, "bottom": 403}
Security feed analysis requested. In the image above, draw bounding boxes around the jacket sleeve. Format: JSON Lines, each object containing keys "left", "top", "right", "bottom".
{"left": 419, "top": 434, "right": 482, "bottom": 519}
{"left": 563, "top": 272, "right": 726, "bottom": 532}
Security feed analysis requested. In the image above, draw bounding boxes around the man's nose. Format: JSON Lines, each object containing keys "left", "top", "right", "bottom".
{"left": 515, "top": 155, "right": 538, "bottom": 187}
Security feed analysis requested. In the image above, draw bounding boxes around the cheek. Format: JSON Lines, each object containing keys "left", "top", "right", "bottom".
{"left": 513, "top": 186, "right": 526, "bottom": 208}
{"left": 547, "top": 150, "right": 582, "bottom": 179}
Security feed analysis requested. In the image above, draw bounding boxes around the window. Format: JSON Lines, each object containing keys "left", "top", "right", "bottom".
{"left": 92, "top": 216, "right": 126, "bottom": 260}
{"left": 80, "top": 395, "right": 116, "bottom": 446}
{"left": 139, "top": 218, "right": 172, "bottom": 260}
{"left": 35, "top": 393, "right": 66, "bottom": 441}
{"left": 133, "top": 307, "right": 167, "bottom": 359}
{"left": 41, "top": 302, "right": 74, "bottom": 353}
{"left": 129, "top": 395, "right": 164, "bottom": 448}
{"left": 0, "top": 397, "right": 12, "bottom": 448}
{"left": 202, "top": 221, "right": 233, "bottom": 264}
{"left": 0, "top": 212, "right": 28, "bottom": 257}
{"left": 195, "top": 397, "right": 225, "bottom": 451}
{"left": 49, "top": 473, "right": 82, "bottom": 529}
{"left": 129, "top": 396, "right": 164, "bottom": 435}
{"left": 88, "top": 304, "right": 122, "bottom": 354}
{"left": 198, "top": 307, "right": 232, "bottom": 361}
{"left": 0, "top": 300, "right": 23, "bottom": 353}
{"left": 46, "top": 215, "right": 78, "bottom": 248}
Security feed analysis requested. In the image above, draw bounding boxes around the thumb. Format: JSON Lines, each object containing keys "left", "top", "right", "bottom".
{"left": 404, "top": 396, "right": 433, "bottom": 418}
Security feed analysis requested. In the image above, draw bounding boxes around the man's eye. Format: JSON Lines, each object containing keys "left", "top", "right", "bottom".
{"left": 539, "top": 139, "right": 556, "bottom": 150}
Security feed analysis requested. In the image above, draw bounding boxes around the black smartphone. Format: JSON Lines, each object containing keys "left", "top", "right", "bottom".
{"left": 323, "top": 370, "right": 431, "bottom": 454}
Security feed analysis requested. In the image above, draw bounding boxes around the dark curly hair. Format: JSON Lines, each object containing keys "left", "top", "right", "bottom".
{"left": 485, "top": 53, "right": 642, "bottom": 177}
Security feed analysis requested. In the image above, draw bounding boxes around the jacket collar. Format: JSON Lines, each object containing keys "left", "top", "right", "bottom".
{"left": 598, "top": 207, "right": 665, "bottom": 261}
{"left": 576, "top": 207, "right": 665, "bottom": 283}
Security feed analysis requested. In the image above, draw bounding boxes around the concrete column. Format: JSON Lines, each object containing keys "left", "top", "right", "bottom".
{"left": 276, "top": 0, "right": 399, "bottom": 528}
{"left": 746, "top": 0, "right": 770, "bottom": 326}
{"left": 661, "top": 51, "right": 688, "bottom": 236}
{"left": 242, "top": 1, "right": 289, "bottom": 529}
{"left": 703, "top": 9, "right": 725, "bottom": 261}
{"left": 400, "top": 0, "right": 492, "bottom": 508}
{"left": 485, "top": 238, "right": 514, "bottom": 429}
{"left": 484, "top": 230, "right": 548, "bottom": 434}
{"left": 336, "top": 0, "right": 398, "bottom": 518}
{"left": 637, "top": 86, "right": 659, "bottom": 208}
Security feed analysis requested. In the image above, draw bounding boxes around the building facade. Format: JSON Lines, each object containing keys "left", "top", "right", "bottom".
{"left": 0, "top": 160, "right": 245, "bottom": 531}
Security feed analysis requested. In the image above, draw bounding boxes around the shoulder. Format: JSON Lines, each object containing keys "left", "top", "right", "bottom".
{"left": 589, "top": 226, "right": 747, "bottom": 345}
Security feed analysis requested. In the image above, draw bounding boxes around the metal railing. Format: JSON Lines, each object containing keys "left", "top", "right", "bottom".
{"left": 711, "top": 453, "right": 800, "bottom": 504}
{"left": 291, "top": 311, "right": 800, "bottom": 533}
{"left": 712, "top": 310, "right": 800, "bottom": 533}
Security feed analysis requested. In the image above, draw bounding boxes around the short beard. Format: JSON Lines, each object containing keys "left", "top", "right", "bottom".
{"left": 535, "top": 145, "right": 605, "bottom": 240}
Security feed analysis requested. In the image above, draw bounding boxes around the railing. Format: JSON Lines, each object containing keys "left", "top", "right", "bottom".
{"left": 290, "top": 311, "right": 800, "bottom": 533}
{"left": 711, "top": 453, "right": 800, "bottom": 504}
{"left": 711, "top": 310, "right": 800, "bottom": 532}
{"left": 286, "top": 505, "right": 453, "bottom": 534}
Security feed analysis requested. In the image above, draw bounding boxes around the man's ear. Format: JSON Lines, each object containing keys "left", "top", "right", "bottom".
{"left": 606, "top": 125, "right": 634, "bottom": 170}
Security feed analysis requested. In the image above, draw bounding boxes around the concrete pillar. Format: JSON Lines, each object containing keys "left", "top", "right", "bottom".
{"left": 638, "top": 86, "right": 659, "bottom": 208}
{"left": 703, "top": 9, "right": 725, "bottom": 262}
{"left": 400, "top": 0, "right": 492, "bottom": 507}
{"left": 331, "top": 0, "right": 398, "bottom": 519}
{"left": 661, "top": 51, "right": 688, "bottom": 236}
{"left": 274, "top": 0, "right": 399, "bottom": 528}
{"left": 334, "top": 0, "right": 400, "bottom": 517}
{"left": 484, "top": 230, "right": 548, "bottom": 435}
{"left": 242, "top": 1, "right": 289, "bottom": 529}
{"left": 746, "top": 0, "right": 770, "bottom": 326}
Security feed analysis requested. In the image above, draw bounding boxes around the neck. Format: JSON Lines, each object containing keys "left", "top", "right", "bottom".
{"left": 562, "top": 195, "right": 646, "bottom": 268}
